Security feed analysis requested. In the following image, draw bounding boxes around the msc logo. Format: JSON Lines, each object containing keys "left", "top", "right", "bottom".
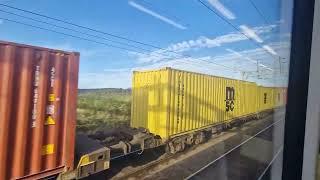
{"left": 225, "top": 87, "right": 235, "bottom": 112}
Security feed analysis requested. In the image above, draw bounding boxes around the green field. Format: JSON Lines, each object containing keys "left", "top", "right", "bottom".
{"left": 77, "top": 88, "right": 131, "bottom": 133}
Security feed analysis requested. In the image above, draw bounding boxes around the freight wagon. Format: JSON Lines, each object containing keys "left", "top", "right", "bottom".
{"left": 0, "top": 41, "right": 287, "bottom": 179}
{"left": 130, "top": 68, "right": 287, "bottom": 153}
{"left": 0, "top": 41, "right": 110, "bottom": 180}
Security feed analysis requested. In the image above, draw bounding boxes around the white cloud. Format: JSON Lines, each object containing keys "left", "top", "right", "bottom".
{"left": 135, "top": 41, "right": 290, "bottom": 76}
{"left": 226, "top": 48, "right": 273, "bottom": 71}
{"left": 254, "top": 24, "right": 277, "bottom": 34}
{"left": 263, "top": 45, "right": 278, "bottom": 55}
{"left": 226, "top": 48, "right": 256, "bottom": 64}
{"left": 132, "top": 24, "right": 277, "bottom": 63}
{"left": 207, "top": 0, "right": 236, "bottom": 20}
{"left": 128, "top": 1, "right": 187, "bottom": 30}
{"left": 239, "top": 25, "right": 264, "bottom": 43}
{"left": 226, "top": 48, "right": 244, "bottom": 58}
{"left": 79, "top": 41, "right": 290, "bottom": 88}
{"left": 133, "top": 57, "right": 231, "bottom": 71}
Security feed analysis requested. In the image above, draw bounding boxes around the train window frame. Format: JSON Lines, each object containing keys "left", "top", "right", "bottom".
{"left": 302, "top": 0, "right": 320, "bottom": 179}
{"left": 281, "top": 0, "right": 317, "bottom": 179}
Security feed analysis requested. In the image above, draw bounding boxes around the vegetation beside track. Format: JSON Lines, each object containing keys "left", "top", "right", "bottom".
{"left": 76, "top": 88, "right": 131, "bottom": 133}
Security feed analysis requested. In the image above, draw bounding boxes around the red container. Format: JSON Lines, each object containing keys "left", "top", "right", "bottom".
{"left": 0, "top": 41, "right": 79, "bottom": 180}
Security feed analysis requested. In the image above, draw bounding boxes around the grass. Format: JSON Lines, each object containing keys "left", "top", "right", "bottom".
{"left": 77, "top": 88, "right": 131, "bottom": 133}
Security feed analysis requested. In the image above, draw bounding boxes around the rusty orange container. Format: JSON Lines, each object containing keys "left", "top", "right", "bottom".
{"left": 0, "top": 41, "right": 79, "bottom": 180}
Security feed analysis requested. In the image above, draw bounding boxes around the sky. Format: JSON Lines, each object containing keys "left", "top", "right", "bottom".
{"left": 0, "top": 0, "right": 293, "bottom": 88}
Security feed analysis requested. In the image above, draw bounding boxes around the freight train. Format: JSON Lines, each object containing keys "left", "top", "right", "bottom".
{"left": 0, "top": 41, "right": 287, "bottom": 180}
{"left": 130, "top": 68, "right": 287, "bottom": 154}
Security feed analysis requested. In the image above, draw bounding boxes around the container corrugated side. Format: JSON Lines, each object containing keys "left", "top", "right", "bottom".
{"left": 131, "top": 68, "right": 169, "bottom": 139}
{"left": 0, "top": 41, "right": 79, "bottom": 180}
{"left": 274, "top": 87, "right": 287, "bottom": 107}
{"left": 258, "top": 86, "right": 275, "bottom": 111}
{"left": 131, "top": 68, "right": 261, "bottom": 140}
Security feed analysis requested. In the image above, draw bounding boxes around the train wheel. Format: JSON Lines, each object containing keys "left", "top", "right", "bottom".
{"left": 165, "top": 140, "right": 185, "bottom": 154}
{"left": 165, "top": 143, "right": 172, "bottom": 154}
{"left": 194, "top": 138, "right": 200, "bottom": 145}
{"left": 180, "top": 141, "right": 186, "bottom": 151}
{"left": 194, "top": 132, "right": 205, "bottom": 145}
{"left": 165, "top": 142, "right": 177, "bottom": 154}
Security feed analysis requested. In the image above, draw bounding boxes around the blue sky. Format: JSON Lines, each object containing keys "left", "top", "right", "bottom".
{"left": 0, "top": 0, "right": 293, "bottom": 88}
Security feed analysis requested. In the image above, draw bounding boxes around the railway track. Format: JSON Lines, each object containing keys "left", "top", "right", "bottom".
{"left": 113, "top": 129, "right": 234, "bottom": 179}
{"left": 185, "top": 117, "right": 284, "bottom": 180}
{"left": 114, "top": 153, "right": 175, "bottom": 179}
{"left": 107, "top": 111, "right": 284, "bottom": 180}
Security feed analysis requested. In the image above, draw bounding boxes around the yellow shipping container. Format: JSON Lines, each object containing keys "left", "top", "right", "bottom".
{"left": 273, "top": 87, "right": 287, "bottom": 107}
{"left": 131, "top": 68, "right": 268, "bottom": 140}
{"left": 258, "top": 86, "right": 275, "bottom": 111}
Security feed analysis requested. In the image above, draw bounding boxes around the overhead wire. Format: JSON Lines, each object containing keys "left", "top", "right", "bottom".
{"left": 140, "top": 0, "right": 191, "bottom": 28}
{"left": 136, "top": 58, "right": 239, "bottom": 74}
{"left": 0, "top": 3, "right": 247, "bottom": 73}
{"left": 245, "top": 0, "right": 290, "bottom": 76}
{"left": 134, "top": 0, "right": 274, "bottom": 73}
{"left": 0, "top": 9, "right": 183, "bottom": 60}
{"left": 1, "top": 1, "right": 284, "bottom": 77}
{"left": 0, "top": 3, "right": 187, "bottom": 57}
{"left": 0, "top": 17, "right": 156, "bottom": 56}
{"left": 0, "top": 16, "right": 241, "bottom": 72}
{"left": 246, "top": 0, "right": 271, "bottom": 25}
{"left": 195, "top": 0, "right": 281, "bottom": 61}
{"left": 0, "top": 2, "right": 287, "bottom": 84}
